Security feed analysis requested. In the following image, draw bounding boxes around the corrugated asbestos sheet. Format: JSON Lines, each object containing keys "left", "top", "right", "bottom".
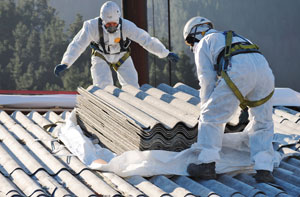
{"left": 76, "top": 84, "right": 200, "bottom": 154}
{"left": 0, "top": 82, "right": 300, "bottom": 196}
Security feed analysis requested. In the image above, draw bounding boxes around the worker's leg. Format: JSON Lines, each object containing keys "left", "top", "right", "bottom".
{"left": 116, "top": 57, "right": 139, "bottom": 88}
{"left": 245, "top": 67, "right": 275, "bottom": 171}
{"left": 90, "top": 56, "right": 113, "bottom": 89}
{"left": 196, "top": 79, "right": 240, "bottom": 163}
{"left": 246, "top": 100, "right": 274, "bottom": 171}
{"left": 188, "top": 78, "right": 240, "bottom": 179}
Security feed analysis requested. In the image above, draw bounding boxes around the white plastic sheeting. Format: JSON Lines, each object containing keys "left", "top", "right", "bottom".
{"left": 55, "top": 110, "right": 115, "bottom": 165}
{"left": 57, "top": 110, "right": 300, "bottom": 178}
{"left": 272, "top": 88, "right": 300, "bottom": 106}
{"left": 0, "top": 94, "right": 76, "bottom": 108}
{"left": 0, "top": 87, "right": 299, "bottom": 109}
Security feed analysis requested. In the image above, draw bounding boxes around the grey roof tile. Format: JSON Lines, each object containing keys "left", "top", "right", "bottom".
{"left": 149, "top": 175, "right": 195, "bottom": 197}
{"left": 0, "top": 124, "right": 44, "bottom": 175}
{"left": 274, "top": 107, "right": 300, "bottom": 123}
{"left": 9, "top": 169, "right": 48, "bottom": 197}
{"left": 157, "top": 83, "right": 201, "bottom": 107}
{"left": 273, "top": 167, "right": 300, "bottom": 187}
{"left": 173, "top": 82, "right": 200, "bottom": 98}
{"left": 87, "top": 85, "right": 157, "bottom": 129}
{"left": 79, "top": 170, "right": 121, "bottom": 196}
{"left": 105, "top": 85, "right": 185, "bottom": 129}
{"left": 0, "top": 110, "right": 120, "bottom": 196}
{"left": 101, "top": 172, "right": 145, "bottom": 196}
{"left": 279, "top": 160, "right": 300, "bottom": 176}
{"left": 126, "top": 175, "right": 169, "bottom": 197}
{"left": 54, "top": 170, "right": 96, "bottom": 196}
{"left": 286, "top": 157, "right": 300, "bottom": 167}
{"left": 0, "top": 172, "right": 24, "bottom": 196}
{"left": 171, "top": 175, "right": 219, "bottom": 197}
{"left": 196, "top": 178, "right": 244, "bottom": 197}
{"left": 140, "top": 84, "right": 200, "bottom": 116}
{"left": 217, "top": 174, "right": 264, "bottom": 197}
{"left": 121, "top": 85, "right": 198, "bottom": 126}
{"left": 0, "top": 111, "right": 68, "bottom": 175}
{"left": 272, "top": 177, "right": 300, "bottom": 197}
{"left": 17, "top": 111, "right": 119, "bottom": 196}
{"left": 234, "top": 173, "right": 289, "bottom": 196}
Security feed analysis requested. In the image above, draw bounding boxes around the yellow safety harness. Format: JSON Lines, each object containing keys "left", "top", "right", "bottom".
{"left": 215, "top": 30, "right": 274, "bottom": 110}
{"left": 92, "top": 49, "right": 130, "bottom": 71}
{"left": 90, "top": 17, "right": 131, "bottom": 71}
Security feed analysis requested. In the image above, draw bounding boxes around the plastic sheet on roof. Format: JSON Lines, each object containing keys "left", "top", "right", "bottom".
{"left": 0, "top": 94, "right": 76, "bottom": 108}
{"left": 272, "top": 88, "right": 300, "bottom": 106}
{"left": 0, "top": 87, "right": 299, "bottom": 109}
{"left": 57, "top": 109, "right": 300, "bottom": 177}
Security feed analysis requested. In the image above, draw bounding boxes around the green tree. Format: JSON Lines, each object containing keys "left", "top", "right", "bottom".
{"left": 149, "top": 53, "right": 169, "bottom": 86}
{"left": 173, "top": 51, "right": 199, "bottom": 89}
{"left": 39, "top": 17, "right": 67, "bottom": 90}
{"left": 148, "top": 37, "right": 170, "bottom": 86}
{"left": 7, "top": 22, "right": 37, "bottom": 89}
{"left": 0, "top": 0, "right": 18, "bottom": 89}
{"left": 61, "top": 14, "right": 92, "bottom": 90}
{"left": 0, "top": 0, "right": 76, "bottom": 90}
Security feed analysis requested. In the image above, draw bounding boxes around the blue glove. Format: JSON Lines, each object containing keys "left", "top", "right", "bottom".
{"left": 167, "top": 52, "right": 179, "bottom": 63}
{"left": 54, "top": 64, "right": 68, "bottom": 77}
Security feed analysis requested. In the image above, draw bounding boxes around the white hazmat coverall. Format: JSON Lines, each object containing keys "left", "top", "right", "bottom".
{"left": 193, "top": 29, "right": 275, "bottom": 171}
{"left": 61, "top": 17, "right": 170, "bottom": 88}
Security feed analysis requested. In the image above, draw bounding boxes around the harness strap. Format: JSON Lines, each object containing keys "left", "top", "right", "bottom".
{"left": 93, "top": 17, "right": 130, "bottom": 55}
{"left": 221, "top": 70, "right": 274, "bottom": 110}
{"left": 216, "top": 30, "right": 274, "bottom": 109}
{"left": 98, "top": 17, "right": 108, "bottom": 54}
{"left": 216, "top": 42, "right": 260, "bottom": 66}
{"left": 224, "top": 30, "right": 233, "bottom": 60}
{"left": 119, "top": 18, "right": 131, "bottom": 51}
{"left": 92, "top": 49, "right": 131, "bottom": 71}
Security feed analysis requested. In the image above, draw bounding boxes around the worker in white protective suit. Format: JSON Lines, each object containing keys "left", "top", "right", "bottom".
{"left": 54, "top": 1, "right": 179, "bottom": 88}
{"left": 183, "top": 16, "right": 275, "bottom": 183}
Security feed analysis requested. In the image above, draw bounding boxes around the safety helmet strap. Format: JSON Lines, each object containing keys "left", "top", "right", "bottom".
{"left": 185, "top": 25, "right": 211, "bottom": 46}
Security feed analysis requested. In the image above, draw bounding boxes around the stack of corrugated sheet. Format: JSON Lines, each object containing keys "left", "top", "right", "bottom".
{"left": 76, "top": 83, "right": 201, "bottom": 154}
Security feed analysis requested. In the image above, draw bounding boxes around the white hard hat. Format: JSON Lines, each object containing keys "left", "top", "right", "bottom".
{"left": 100, "top": 1, "right": 121, "bottom": 24}
{"left": 183, "top": 16, "right": 213, "bottom": 42}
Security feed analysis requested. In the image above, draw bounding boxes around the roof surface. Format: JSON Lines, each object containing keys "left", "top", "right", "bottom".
{"left": 0, "top": 83, "right": 300, "bottom": 196}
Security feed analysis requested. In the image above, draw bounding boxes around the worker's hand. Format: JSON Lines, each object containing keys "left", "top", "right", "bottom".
{"left": 54, "top": 64, "right": 68, "bottom": 77}
{"left": 167, "top": 52, "right": 179, "bottom": 63}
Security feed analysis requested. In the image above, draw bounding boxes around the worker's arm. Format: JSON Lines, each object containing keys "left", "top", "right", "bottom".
{"left": 61, "top": 20, "right": 95, "bottom": 67}
{"left": 123, "top": 19, "right": 170, "bottom": 59}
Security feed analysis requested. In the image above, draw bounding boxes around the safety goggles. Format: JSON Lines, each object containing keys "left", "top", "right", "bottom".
{"left": 105, "top": 22, "right": 120, "bottom": 33}
{"left": 185, "top": 29, "right": 209, "bottom": 46}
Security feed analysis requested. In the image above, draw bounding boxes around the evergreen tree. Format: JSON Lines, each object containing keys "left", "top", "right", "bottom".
{"left": 173, "top": 51, "right": 199, "bottom": 89}
{"left": 148, "top": 37, "right": 170, "bottom": 86}
{"left": 61, "top": 14, "right": 92, "bottom": 90}
{"left": 39, "top": 17, "right": 67, "bottom": 90}
{"left": 0, "top": 0, "right": 72, "bottom": 90}
{"left": 7, "top": 22, "right": 37, "bottom": 89}
{"left": 0, "top": 0, "right": 18, "bottom": 89}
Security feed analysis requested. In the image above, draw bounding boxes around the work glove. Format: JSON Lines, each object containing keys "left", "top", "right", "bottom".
{"left": 167, "top": 52, "right": 179, "bottom": 63}
{"left": 54, "top": 64, "right": 68, "bottom": 77}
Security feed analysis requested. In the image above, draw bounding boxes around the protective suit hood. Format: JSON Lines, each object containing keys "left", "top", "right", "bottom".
{"left": 190, "top": 29, "right": 217, "bottom": 52}
{"left": 183, "top": 16, "right": 213, "bottom": 41}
